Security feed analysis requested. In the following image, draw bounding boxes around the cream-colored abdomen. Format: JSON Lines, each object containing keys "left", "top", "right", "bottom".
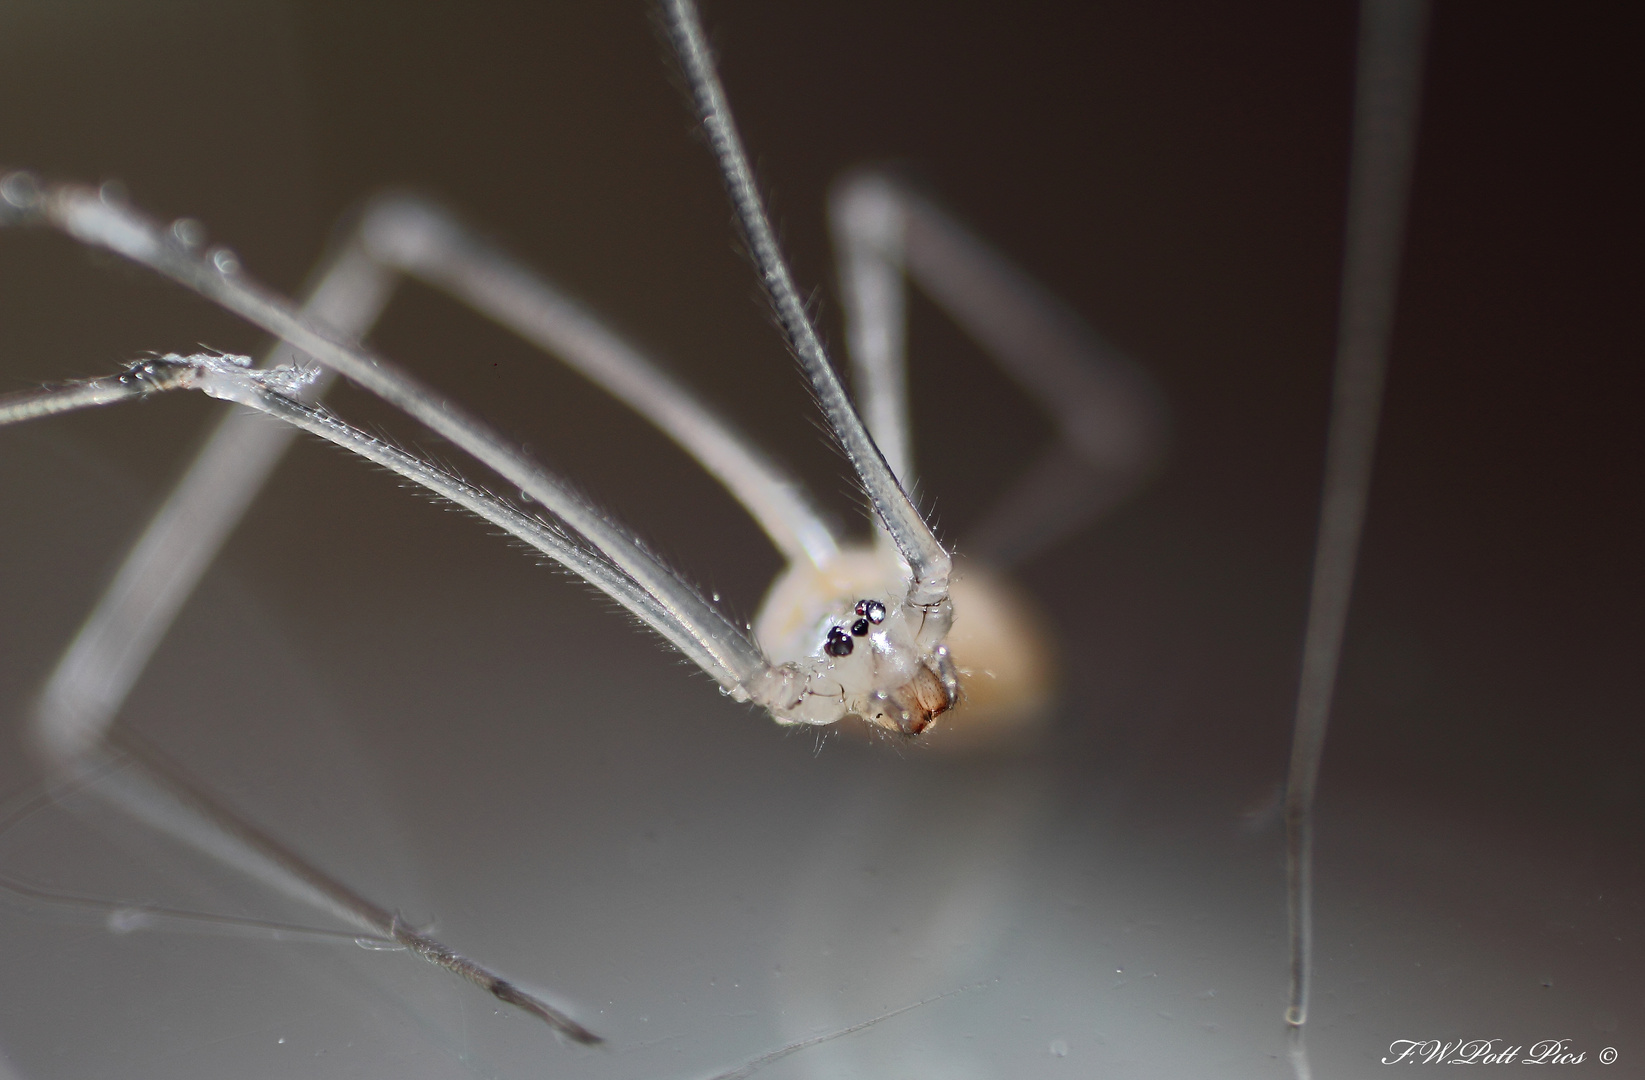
{"left": 754, "top": 545, "right": 1055, "bottom": 750}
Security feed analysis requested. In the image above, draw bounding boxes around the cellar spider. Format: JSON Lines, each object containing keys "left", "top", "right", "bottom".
{"left": 1, "top": 2, "right": 1638, "bottom": 1079}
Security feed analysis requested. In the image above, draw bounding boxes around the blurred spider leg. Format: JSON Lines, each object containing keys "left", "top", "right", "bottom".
{"left": 0, "top": 176, "right": 772, "bottom": 700}
{"left": 1284, "top": 0, "right": 1429, "bottom": 1041}
{"left": 834, "top": 172, "right": 1169, "bottom": 568}
{"left": 0, "top": 198, "right": 713, "bottom": 1041}
{"left": 27, "top": 225, "right": 398, "bottom": 766}
{"left": 0, "top": 762, "right": 405, "bottom": 947}
{"left": 663, "top": 0, "right": 951, "bottom": 609}
{"left": 355, "top": 195, "right": 839, "bottom": 567}
{"left": 829, "top": 174, "right": 912, "bottom": 492}
{"left": 828, "top": 172, "right": 916, "bottom": 575}
{"left": 0, "top": 367, "right": 185, "bottom": 426}
{"left": 1, "top": 353, "right": 735, "bottom": 722}
{"left": 91, "top": 726, "right": 603, "bottom": 1046}
{"left": 15, "top": 174, "right": 840, "bottom": 769}
{"left": 2, "top": 351, "right": 754, "bottom": 1042}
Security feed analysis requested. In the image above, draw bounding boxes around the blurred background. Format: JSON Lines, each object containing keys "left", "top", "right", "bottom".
{"left": 0, "top": 2, "right": 1638, "bottom": 1077}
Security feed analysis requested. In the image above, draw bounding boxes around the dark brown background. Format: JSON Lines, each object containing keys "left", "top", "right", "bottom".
{"left": 0, "top": 3, "right": 1638, "bottom": 1078}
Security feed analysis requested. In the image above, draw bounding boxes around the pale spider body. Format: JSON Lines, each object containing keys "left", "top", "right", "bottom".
{"left": 754, "top": 548, "right": 1051, "bottom": 735}
{"left": 0, "top": 4, "right": 1638, "bottom": 1080}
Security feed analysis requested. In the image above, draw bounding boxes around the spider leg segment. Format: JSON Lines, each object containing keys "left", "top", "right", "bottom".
{"left": 830, "top": 171, "right": 1169, "bottom": 568}
{"left": 0, "top": 353, "right": 615, "bottom": 1044}
{"left": 0, "top": 0, "right": 903, "bottom": 1038}
{"left": 662, "top": 0, "right": 952, "bottom": 612}
{"left": 825, "top": 171, "right": 1175, "bottom": 742}
{"left": 3, "top": 173, "right": 856, "bottom": 767}
{"left": 2, "top": 174, "right": 772, "bottom": 698}
{"left": 0, "top": 0, "right": 1166, "bottom": 1043}
{"left": 4, "top": 0, "right": 966, "bottom": 739}
{"left": 1283, "top": 0, "right": 1429, "bottom": 1045}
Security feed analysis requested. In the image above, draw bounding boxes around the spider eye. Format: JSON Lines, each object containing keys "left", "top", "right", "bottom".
{"left": 850, "top": 618, "right": 870, "bottom": 637}
{"left": 854, "top": 599, "right": 887, "bottom": 624}
{"left": 824, "top": 626, "right": 854, "bottom": 657}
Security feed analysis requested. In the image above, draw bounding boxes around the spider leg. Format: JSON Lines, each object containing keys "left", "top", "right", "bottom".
{"left": 9, "top": 170, "right": 856, "bottom": 768}
{"left": 831, "top": 171, "right": 1169, "bottom": 568}
{"left": 2, "top": 177, "right": 773, "bottom": 712}
{"left": 355, "top": 194, "right": 839, "bottom": 568}
{"left": 1, "top": 350, "right": 764, "bottom": 724}
{"left": 663, "top": 0, "right": 952, "bottom": 609}
{"left": 27, "top": 232, "right": 397, "bottom": 766}
{"left": 0, "top": 353, "right": 632, "bottom": 1041}
{"left": 91, "top": 727, "right": 603, "bottom": 1046}
{"left": 1284, "top": 0, "right": 1429, "bottom": 1041}
{"left": 829, "top": 175, "right": 913, "bottom": 492}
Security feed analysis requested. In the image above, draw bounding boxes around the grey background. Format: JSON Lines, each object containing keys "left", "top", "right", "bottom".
{"left": 0, "top": 2, "right": 1638, "bottom": 1078}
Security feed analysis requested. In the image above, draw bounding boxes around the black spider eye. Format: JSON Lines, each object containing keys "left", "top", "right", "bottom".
{"left": 850, "top": 618, "right": 870, "bottom": 636}
{"left": 824, "top": 626, "right": 854, "bottom": 657}
{"left": 854, "top": 599, "right": 887, "bottom": 624}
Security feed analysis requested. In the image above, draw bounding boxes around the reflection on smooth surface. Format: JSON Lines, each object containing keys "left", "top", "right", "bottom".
{"left": 1, "top": 3, "right": 1638, "bottom": 1078}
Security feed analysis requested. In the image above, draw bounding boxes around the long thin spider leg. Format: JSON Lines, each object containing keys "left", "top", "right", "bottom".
{"left": 28, "top": 236, "right": 397, "bottom": 765}
{"left": 0, "top": 355, "right": 315, "bottom": 420}
{"left": 0, "top": 566, "right": 602, "bottom": 1043}
{"left": 0, "top": 177, "right": 771, "bottom": 700}
{"left": 95, "top": 727, "right": 604, "bottom": 1045}
{"left": 0, "top": 369, "right": 163, "bottom": 424}
{"left": 0, "top": 355, "right": 706, "bottom": 678}
{"left": 829, "top": 175, "right": 912, "bottom": 490}
{"left": 206, "top": 367, "right": 719, "bottom": 676}
{"left": 828, "top": 174, "right": 915, "bottom": 569}
{"left": 0, "top": 850, "right": 403, "bottom": 946}
{"left": 357, "top": 194, "right": 839, "bottom": 567}
{"left": 3, "top": 353, "right": 787, "bottom": 1041}
{"left": 661, "top": 0, "right": 952, "bottom": 608}
{"left": 830, "top": 173, "right": 1169, "bottom": 566}
{"left": 1284, "top": 0, "right": 1429, "bottom": 1036}
{"left": 902, "top": 180, "right": 1168, "bottom": 564}
{"left": 23, "top": 182, "right": 831, "bottom": 765}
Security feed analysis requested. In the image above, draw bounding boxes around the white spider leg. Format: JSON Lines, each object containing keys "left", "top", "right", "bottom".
{"left": 87, "top": 727, "right": 602, "bottom": 1045}
{"left": 0, "top": 359, "right": 243, "bottom": 424}
{"left": 833, "top": 171, "right": 1169, "bottom": 567}
{"left": 1284, "top": 0, "right": 1429, "bottom": 1038}
{"left": 195, "top": 362, "right": 716, "bottom": 676}
{"left": 356, "top": 194, "right": 840, "bottom": 568}
{"left": 27, "top": 234, "right": 397, "bottom": 766}
{"left": 1, "top": 178, "right": 774, "bottom": 704}
{"left": 829, "top": 175, "right": 912, "bottom": 491}
{"left": 0, "top": 355, "right": 685, "bottom": 672}
{"left": 663, "top": 0, "right": 952, "bottom": 609}
{"left": 0, "top": 369, "right": 153, "bottom": 424}
{"left": 828, "top": 174, "right": 913, "bottom": 570}
{"left": 2, "top": 352, "right": 735, "bottom": 1043}
{"left": 18, "top": 180, "right": 837, "bottom": 765}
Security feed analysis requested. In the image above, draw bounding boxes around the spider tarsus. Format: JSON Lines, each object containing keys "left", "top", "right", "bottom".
{"left": 389, "top": 916, "right": 603, "bottom": 1045}
{"left": 490, "top": 980, "right": 605, "bottom": 1046}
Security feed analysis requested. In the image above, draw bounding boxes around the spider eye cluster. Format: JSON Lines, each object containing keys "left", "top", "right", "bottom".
{"left": 823, "top": 626, "right": 854, "bottom": 657}
{"left": 823, "top": 598, "right": 888, "bottom": 657}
